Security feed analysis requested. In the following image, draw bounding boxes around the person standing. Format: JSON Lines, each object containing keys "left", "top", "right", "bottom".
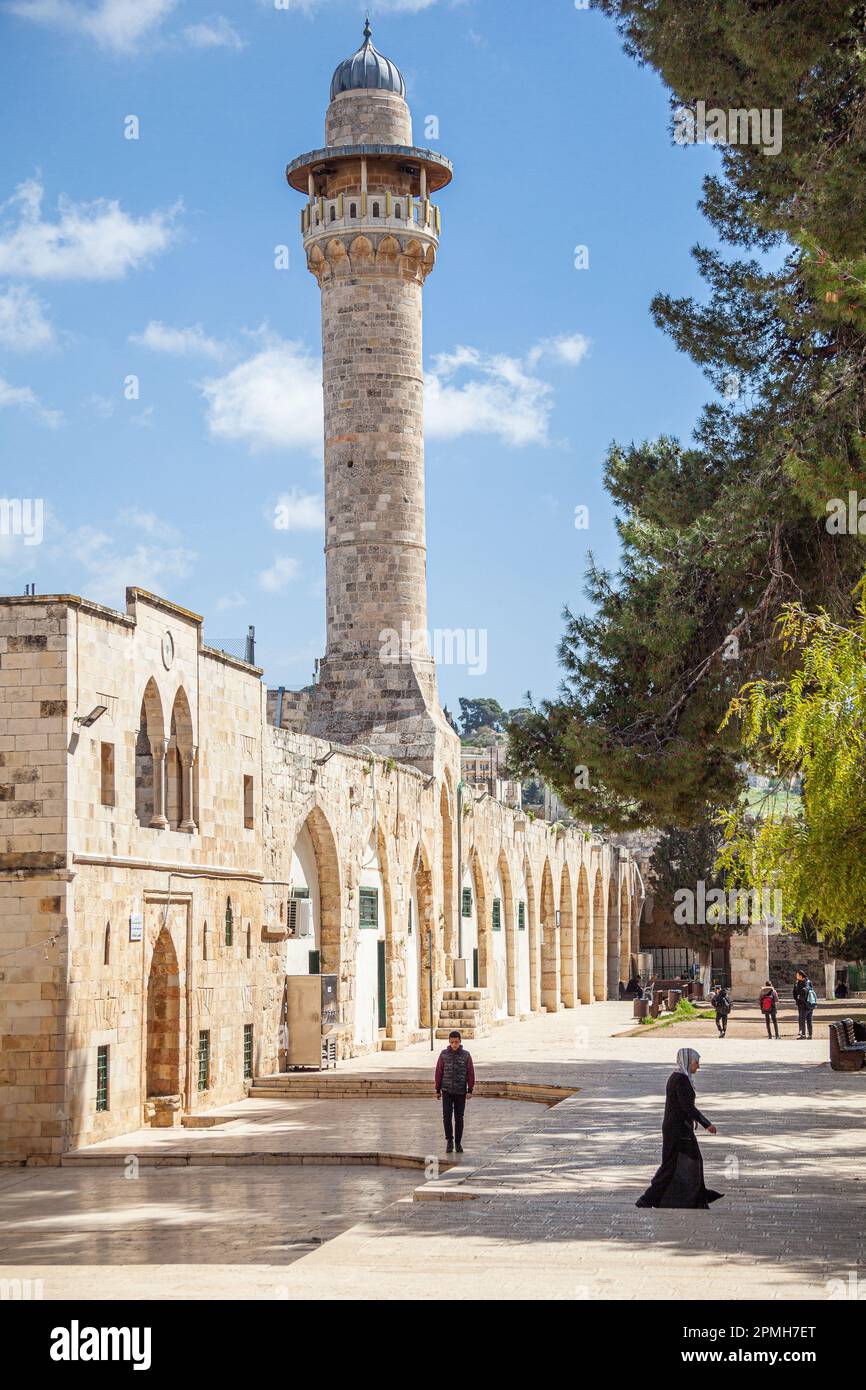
{"left": 711, "top": 985, "right": 731, "bottom": 1037}
{"left": 435, "top": 1029, "right": 475, "bottom": 1154}
{"left": 793, "top": 970, "right": 817, "bottom": 1039}
{"left": 635, "top": 1048, "right": 723, "bottom": 1210}
{"left": 759, "top": 980, "right": 780, "bottom": 1038}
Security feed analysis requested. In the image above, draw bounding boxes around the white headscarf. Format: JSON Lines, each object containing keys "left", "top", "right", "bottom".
{"left": 676, "top": 1047, "right": 700, "bottom": 1084}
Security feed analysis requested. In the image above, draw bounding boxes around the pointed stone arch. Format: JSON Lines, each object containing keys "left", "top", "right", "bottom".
{"left": 296, "top": 803, "right": 343, "bottom": 982}
{"left": 349, "top": 234, "right": 374, "bottom": 269}
{"left": 607, "top": 874, "right": 620, "bottom": 1000}
{"left": 540, "top": 859, "right": 559, "bottom": 1012}
{"left": 167, "top": 685, "right": 196, "bottom": 832}
{"left": 371, "top": 821, "right": 396, "bottom": 1036}
{"left": 145, "top": 924, "right": 182, "bottom": 1101}
{"left": 326, "top": 237, "right": 349, "bottom": 273}
{"left": 577, "top": 864, "right": 592, "bottom": 1003}
{"left": 525, "top": 856, "right": 540, "bottom": 1011}
{"left": 469, "top": 847, "right": 489, "bottom": 989}
{"left": 620, "top": 879, "right": 632, "bottom": 986}
{"left": 136, "top": 677, "right": 166, "bottom": 828}
{"left": 414, "top": 839, "right": 436, "bottom": 1030}
{"left": 376, "top": 234, "right": 401, "bottom": 271}
{"left": 559, "top": 862, "right": 576, "bottom": 1007}
{"left": 497, "top": 850, "right": 517, "bottom": 1016}
{"left": 592, "top": 868, "right": 606, "bottom": 1000}
{"left": 440, "top": 778, "right": 456, "bottom": 965}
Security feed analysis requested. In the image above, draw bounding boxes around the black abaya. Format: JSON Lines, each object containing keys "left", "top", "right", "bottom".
{"left": 635, "top": 1070, "right": 723, "bottom": 1210}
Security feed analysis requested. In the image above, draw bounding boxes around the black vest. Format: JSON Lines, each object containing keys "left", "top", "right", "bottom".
{"left": 440, "top": 1047, "right": 469, "bottom": 1094}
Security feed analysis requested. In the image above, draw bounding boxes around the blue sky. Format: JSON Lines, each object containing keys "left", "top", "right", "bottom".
{"left": 0, "top": 0, "right": 721, "bottom": 713}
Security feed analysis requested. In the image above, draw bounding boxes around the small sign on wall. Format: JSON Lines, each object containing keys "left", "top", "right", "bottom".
{"left": 129, "top": 912, "right": 143, "bottom": 942}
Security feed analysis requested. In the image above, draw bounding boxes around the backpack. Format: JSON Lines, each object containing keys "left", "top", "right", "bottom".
{"left": 805, "top": 985, "right": 818, "bottom": 1008}
{"left": 761, "top": 992, "right": 774, "bottom": 1013}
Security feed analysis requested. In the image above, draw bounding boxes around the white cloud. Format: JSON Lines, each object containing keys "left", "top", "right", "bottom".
{"left": 527, "top": 332, "right": 591, "bottom": 369}
{"left": 273, "top": 488, "right": 324, "bottom": 532}
{"left": 0, "top": 177, "right": 179, "bottom": 281}
{"left": 61, "top": 513, "right": 194, "bottom": 606}
{"left": 202, "top": 335, "right": 323, "bottom": 454}
{"left": 216, "top": 591, "right": 247, "bottom": 611}
{"left": 425, "top": 334, "right": 590, "bottom": 447}
{"left": 130, "top": 320, "right": 225, "bottom": 359}
{"left": 115, "top": 507, "right": 181, "bottom": 541}
{"left": 258, "top": 556, "right": 300, "bottom": 592}
{"left": 184, "top": 16, "right": 245, "bottom": 49}
{"left": 0, "top": 374, "right": 62, "bottom": 428}
{"left": 0, "top": 285, "right": 55, "bottom": 351}
{"left": 425, "top": 347, "right": 554, "bottom": 448}
{"left": 7, "top": 0, "right": 177, "bottom": 54}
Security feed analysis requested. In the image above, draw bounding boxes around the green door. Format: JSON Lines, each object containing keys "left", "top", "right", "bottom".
{"left": 377, "top": 939, "right": 387, "bottom": 1030}
{"left": 472, "top": 947, "right": 479, "bottom": 988}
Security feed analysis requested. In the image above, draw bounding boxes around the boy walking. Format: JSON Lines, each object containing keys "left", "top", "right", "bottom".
{"left": 435, "top": 1029, "right": 475, "bottom": 1154}
{"left": 711, "top": 984, "right": 731, "bottom": 1037}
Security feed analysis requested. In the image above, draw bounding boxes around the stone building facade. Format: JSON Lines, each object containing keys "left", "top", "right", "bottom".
{"left": 0, "top": 26, "right": 643, "bottom": 1165}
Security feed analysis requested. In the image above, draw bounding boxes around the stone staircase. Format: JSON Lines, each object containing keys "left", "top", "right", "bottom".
{"left": 435, "top": 988, "right": 492, "bottom": 1041}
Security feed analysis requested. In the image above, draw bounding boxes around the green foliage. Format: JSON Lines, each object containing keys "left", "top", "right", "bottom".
{"left": 458, "top": 698, "right": 504, "bottom": 738}
{"left": 718, "top": 585, "right": 866, "bottom": 945}
{"left": 508, "top": 2, "right": 866, "bottom": 829}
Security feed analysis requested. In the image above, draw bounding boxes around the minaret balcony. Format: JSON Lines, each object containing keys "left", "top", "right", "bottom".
{"left": 302, "top": 193, "right": 440, "bottom": 254}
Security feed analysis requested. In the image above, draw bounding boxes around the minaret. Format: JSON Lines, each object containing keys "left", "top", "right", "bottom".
{"left": 286, "top": 21, "right": 457, "bottom": 774}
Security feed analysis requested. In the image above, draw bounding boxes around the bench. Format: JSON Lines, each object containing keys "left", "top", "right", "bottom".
{"left": 829, "top": 1018, "right": 866, "bottom": 1072}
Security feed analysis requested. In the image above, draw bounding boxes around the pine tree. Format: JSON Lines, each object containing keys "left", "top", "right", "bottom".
{"left": 508, "top": 2, "right": 866, "bottom": 828}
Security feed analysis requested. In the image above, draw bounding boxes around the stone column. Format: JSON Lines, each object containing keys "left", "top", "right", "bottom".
{"left": 179, "top": 745, "right": 197, "bottom": 833}
{"left": 149, "top": 738, "right": 169, "bottom": 829}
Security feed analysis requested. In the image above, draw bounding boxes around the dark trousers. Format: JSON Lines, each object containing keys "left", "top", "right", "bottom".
{"left": 715, "top": 1013, "right": 728, "bottom": 1035}
{"left": 764, "top": 1007, "right": 780, "bottom": 1038}
{"left": 798, "top": 1004, "right": 814, "bottom": 1038}
{"left": 441, "top": 1091, "right": 466, "bottom": 1146}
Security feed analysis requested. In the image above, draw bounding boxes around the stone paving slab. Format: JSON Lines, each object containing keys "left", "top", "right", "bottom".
{"left": 64, "top": 1095, "right": 538, "bottom": 1166}
{"left": 2, "top": 1003, "right": 863, "bottom": 1299}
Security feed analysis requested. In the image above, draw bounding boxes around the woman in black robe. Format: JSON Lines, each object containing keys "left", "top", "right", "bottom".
{"left": 635, "top": 1047, "right": 723, "bottom": 1209}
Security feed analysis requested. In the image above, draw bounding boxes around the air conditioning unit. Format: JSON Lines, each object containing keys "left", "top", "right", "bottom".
{"left": 295, "top": 898, "right": 313, "bottom": 939}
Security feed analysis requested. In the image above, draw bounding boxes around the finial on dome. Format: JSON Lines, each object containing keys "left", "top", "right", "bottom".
{"left": 329, "top": 19, "right": 406, "bottom": 102}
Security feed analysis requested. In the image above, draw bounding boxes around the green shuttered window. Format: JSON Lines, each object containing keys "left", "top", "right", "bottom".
{"left": 461, "top": 887, "right": 472, "bottom": 917}
{"left": 492, "top": 898, "right": 502, "bottom": 931}
{"left": 359, "top": 886, "right": 379, "bottom": 928}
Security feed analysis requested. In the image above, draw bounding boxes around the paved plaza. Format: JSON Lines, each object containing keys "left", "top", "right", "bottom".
{"left": 1, "top": 1002, "right": 864, "bottom": 1300}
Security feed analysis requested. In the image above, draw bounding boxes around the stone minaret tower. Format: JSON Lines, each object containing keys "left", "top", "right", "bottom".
{"left": 285, "top": 21, "right": 458, "bottom": 775}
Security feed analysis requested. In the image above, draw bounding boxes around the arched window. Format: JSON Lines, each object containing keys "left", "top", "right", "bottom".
{"left": 349, "top": 203, "right": 357, "bottom": 218}
{"left": 225, "top": 897, "right": 234, "bottom": 947}
{"left": 103, "top": 923, "right": 111, "bottom": 966}
{"left": 372, "top": 201, "right": 380, "bottom": 218}
{"left": 330, "top": 206, "right": 336, "bottom": 222}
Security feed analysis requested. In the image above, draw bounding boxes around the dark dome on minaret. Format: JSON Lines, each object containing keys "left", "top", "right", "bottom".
{"left": 329, "top": 19, "right": 406, "bottom": 102}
